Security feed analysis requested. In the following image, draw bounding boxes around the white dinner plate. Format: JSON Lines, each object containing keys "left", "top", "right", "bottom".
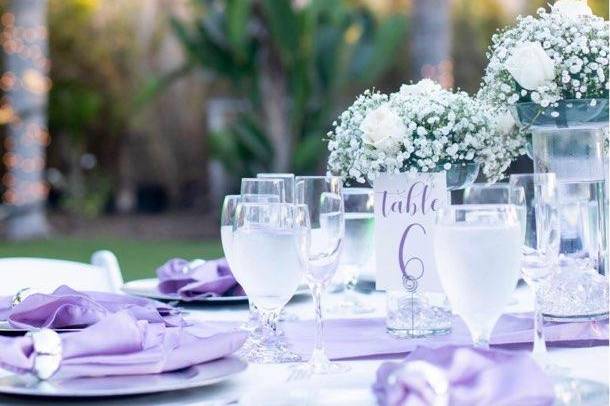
{"left": 122, "top": 278, "right": 309, "bottom": 303}
{"left": 0, "top": 356, "right": 246, "bottom": 398}
{"left": 0, "top": 321, "right": 82, "bottom": 334}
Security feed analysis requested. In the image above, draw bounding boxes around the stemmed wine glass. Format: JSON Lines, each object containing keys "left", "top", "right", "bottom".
{"left": 329, "top": 187, "right": 375, "bottom": 314}
{"left": 509, "top": 173, "right": 560, "bottom": 366}
{"left": 239, "top": 178, "right": 287, "bottom": 328}
{"left": 294, "top": 175, "right": 346, "bottom": 374}
{"left": 434, "top": 205, "right": 522, "bottom": 349}
{"left": 221, "top": 193, "right": 280, "bottom": 323}
{"left": 231, "top": 202, "right": 310, "bottom": 363}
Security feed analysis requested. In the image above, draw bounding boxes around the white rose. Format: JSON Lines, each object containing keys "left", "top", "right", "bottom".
{"left": 398, "top": 79, "right": 442, "bottom": 97}
{"left": 495, "top": 110, "right": 516, "bottom": 135}
{"left": 551, "top": 0, "right": 593, "bottom": 19}
{"left": 359, "top": 103, "right": 406, "bottom": 152}
{"left": 505, "top": 42, "right": 555, "bottom": 90}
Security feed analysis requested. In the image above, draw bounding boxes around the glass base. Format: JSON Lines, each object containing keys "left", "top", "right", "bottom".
{"left": 554, "top": 376, "right": 609, "bottom": 405}
{"left": 386, "top": 325, "right": 451, "bottom": 339}
{"left": 543, "top": 311, "right": 609, "bottom": 323}
{"left": 385, "top": 291, "right": 452, "bottom": 339}
{"left": 292, "top": 350, "right": 349, "bottom": 378}
{"left": 539, "top": 266, "right": 609, "bottom": 321}
{"left": 237, "top": 340, "right": 301, "bottom": 364}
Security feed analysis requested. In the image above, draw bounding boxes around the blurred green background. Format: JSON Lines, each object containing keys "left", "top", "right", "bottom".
{"left": 0, "top": 0, "right": 607, "bottom": 279}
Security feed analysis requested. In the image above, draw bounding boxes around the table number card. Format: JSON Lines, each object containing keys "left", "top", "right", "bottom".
{"left": 374, "top": 172, "right": 448, "bottom": 292}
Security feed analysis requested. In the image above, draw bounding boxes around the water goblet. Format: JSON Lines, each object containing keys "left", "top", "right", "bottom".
{"left": 434, "top": 205, "right": 522, "bottom": 349}
{"left": 240, "top": 178, "right": 288, "bottom": 326}
{"left": 509, "top": 173, "right": 560, "bottom": 365}
{"left": 221, "top": 194, "right": 280, "bottom": 333}
{"left": 232, "top": 202, "right": 310, "bottom": 363}
{"left": 329, "top": 187, "right": 375, "bottom": 314}
{"left": 295, "top": 175, "right": 347, "bottom": 374}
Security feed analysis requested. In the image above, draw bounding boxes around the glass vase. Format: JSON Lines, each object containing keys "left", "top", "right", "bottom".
{"left": 512, "top": 100, "right": 609, "bottom": 321}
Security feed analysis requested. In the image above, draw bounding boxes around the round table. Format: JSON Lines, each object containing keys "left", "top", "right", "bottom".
{"left": 0, "top": 286, "right": 607, "bottom": 405}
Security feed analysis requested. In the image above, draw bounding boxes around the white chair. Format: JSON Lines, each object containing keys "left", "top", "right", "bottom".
{"left": 0, "top": 250, "right": 124, "bottom": 296}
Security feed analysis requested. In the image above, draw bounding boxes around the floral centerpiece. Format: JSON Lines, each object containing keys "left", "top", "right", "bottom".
{"left": 477, "top": 0, "right": 610, "bottom": 318}
{"left": 478, "top": 0, "right": 609, "bottom": 125}
{"left": 327, "top": 79, "right": 522, "bottom": 184}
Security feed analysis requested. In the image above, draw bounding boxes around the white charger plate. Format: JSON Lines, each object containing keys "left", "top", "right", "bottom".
{"left": 0, "top": 356, "right": 246, "bottom": 398}
{"left": 122, "top": 278, "right": 309, "bottom": 303}
{"left": 0, "top": 321, "right": 82, "bottom": 334}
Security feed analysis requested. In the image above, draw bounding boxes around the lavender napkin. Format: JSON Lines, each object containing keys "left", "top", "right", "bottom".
{"left": 156, "top": 258, "right": 245, "bottom": 300}
{"left": 0, "top": 311, "right": 247, "bottom": 379}
{"left": 373, "top": 345, "right": 555, "bottom": 406}
{"left": 0, "top": 285, "right": 184, "bottom": 329}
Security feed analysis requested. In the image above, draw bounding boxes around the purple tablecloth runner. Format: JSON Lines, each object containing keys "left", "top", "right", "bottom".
{"left": 212, "top": 313, "right": 608, "bottom": 360}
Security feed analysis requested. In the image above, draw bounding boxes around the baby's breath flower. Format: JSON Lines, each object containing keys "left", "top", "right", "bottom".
{"left": 326, "top": 80, "right": 518, "bottom": 184}
{"left": 479, "top": 5, "right": 609, "bottom": 109}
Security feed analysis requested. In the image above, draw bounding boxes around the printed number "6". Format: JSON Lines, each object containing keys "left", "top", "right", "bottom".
{"left": 398, "top": 223, "right": 425, "bottom": 293}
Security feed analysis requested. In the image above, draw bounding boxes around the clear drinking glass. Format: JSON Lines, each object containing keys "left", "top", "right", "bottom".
{"left": 241, "top": 178, "right": 285, "bottom": 202}
{"left": 257, "top": 173, "right": 295, "bottom": 203}
{"left": 463, "top": 183, "right": 527, "bottom": 244}
{"left": 232, "top": 202, "right": 310, "bottom": 363}
{"left": 240, "top": 178, "right": 287, "bottom": 332}
{"left": 294, "top": 175, "right": 346, "bottom": 374}
{"left": 329, "top": 187, "right": 375, "bottom": 314}
{"left": 221, "top": 193, "right": 281, "bottom": 360}
{"left": 509, "top": 173, "right": 560, "bottom": 364}
{"left": 434, "top": 205, "right": 522, "bottom": 349}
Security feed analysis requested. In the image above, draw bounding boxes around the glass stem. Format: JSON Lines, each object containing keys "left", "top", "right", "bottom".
{"left": 532, "top": 284, "right": 547, "bottom": 356}
{"left": 472, "top": 325, "right": 491, "bottom": 350}
{"left": 473, "top": 336, "right": 490, "bottom": 350}
{"left": 259, "top": 310, "right": 278, "bottom": 344}
{"left": 312, "top": 283, "right": 328, "bottom": 361}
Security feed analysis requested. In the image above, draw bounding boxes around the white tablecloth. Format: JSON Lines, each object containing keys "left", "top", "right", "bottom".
{"left": 0, "top": 286, "right": 607, "bottom": 405}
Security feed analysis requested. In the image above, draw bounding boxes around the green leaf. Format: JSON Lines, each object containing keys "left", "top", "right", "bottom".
{"left": 261, "top": 0, "right": 300, "bottom": 66}
{"left": 226, "top": 0, "right": 251, "bottom": 59}
{"left": 208, "top": 129, "right": 244, "bottom": 175}
{"left": 360, "top": 15, "right": 407, "bottom": 82}
{"left": 233, "top": 114, "right": 273, "bottom": 164}
{"left": 132, "top": 64, "right": 193, "bottom": 112}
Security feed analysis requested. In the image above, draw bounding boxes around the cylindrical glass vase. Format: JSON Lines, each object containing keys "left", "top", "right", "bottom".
{"left": 530, "top": 126, "right": 608, "bottom": 275}
{"left": 513, "top": 99, "right": 609, "bottom": 321}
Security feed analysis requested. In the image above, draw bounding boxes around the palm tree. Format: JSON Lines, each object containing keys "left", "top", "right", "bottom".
{"left": 4, "top": 0, "right": 50, "bottom": 239}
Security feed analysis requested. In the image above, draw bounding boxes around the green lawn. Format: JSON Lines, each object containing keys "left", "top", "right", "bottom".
{"left": 0, "top": 238, "right": 224, "bottom": 281}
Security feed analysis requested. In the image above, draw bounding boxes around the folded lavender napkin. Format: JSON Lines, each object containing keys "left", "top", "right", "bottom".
{"left": 156, "top": 258, "right": 245, "bottom": 300}
{"left": 0, "top": 311, "right": 247, "bottom": 380}
{"left": 373, "top": 345, "right": 555, "bottom": 406}
{"left": 0, "top": 285, "right": 184, "bottom": 329}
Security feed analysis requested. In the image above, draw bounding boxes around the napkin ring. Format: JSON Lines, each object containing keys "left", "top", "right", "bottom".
{"left": 26, "top": 329, "right": 62, "bottom": 380}
{"left": 11, "top": 287, "right": 38, "bottom": 308}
